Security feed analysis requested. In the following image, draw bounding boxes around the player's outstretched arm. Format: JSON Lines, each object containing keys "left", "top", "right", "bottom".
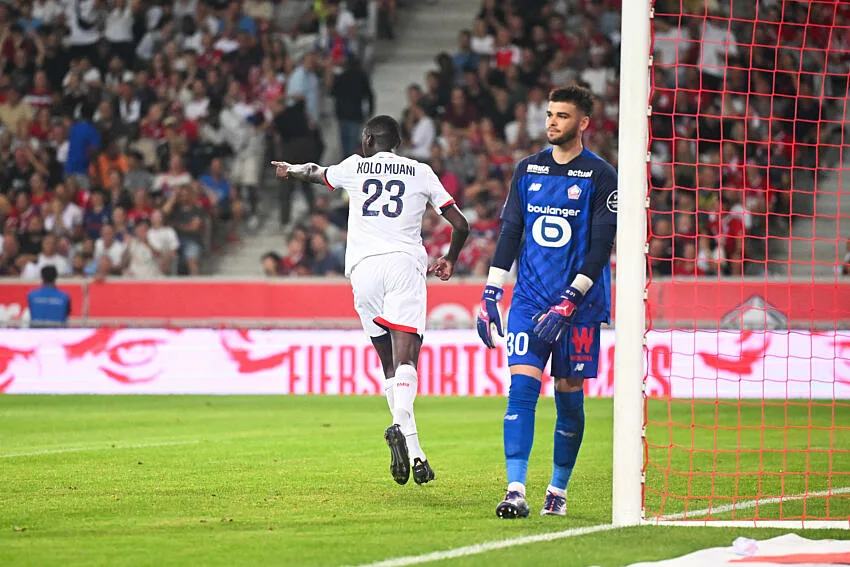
{"left": 270, "top": 161, "right": 328, "bottom": 185}
{"left": 428, "top": 205, "right": 469, "bottom": 281}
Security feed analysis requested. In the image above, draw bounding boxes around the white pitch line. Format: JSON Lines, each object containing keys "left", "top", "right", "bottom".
{"left": 660, "top": 486, "right": 850, "bottom": 520}
{"left": 0, "top": 440, "right": 200, "bottom": 458}
{"left": 348, "top": 523, "right": 617, "bottom": 567}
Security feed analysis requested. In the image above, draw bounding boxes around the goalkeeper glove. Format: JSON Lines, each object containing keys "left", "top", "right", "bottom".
{"left": 533, "top": 287, "right": 582, "bottom": 343}
{"left": 476, "top": 284, "right": 504, "bottom": 349}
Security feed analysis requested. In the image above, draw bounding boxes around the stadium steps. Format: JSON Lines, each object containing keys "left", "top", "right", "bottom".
{"left": 214, "top": 0, "right": 481, "bottom": 276}
{"left": 785, "top": 155, "right": 850, "bottom": 279}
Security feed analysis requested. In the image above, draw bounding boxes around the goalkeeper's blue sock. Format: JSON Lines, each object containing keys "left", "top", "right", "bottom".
{"left": 550, "top": 389, "right": 585, "bottom": 493}
{"left": 504, "top": 374, "right": 541, "bottom": 493}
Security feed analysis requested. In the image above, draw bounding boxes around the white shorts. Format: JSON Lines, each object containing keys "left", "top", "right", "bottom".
{"left": 350, "top": 252, "right": 426, "bottom": 338}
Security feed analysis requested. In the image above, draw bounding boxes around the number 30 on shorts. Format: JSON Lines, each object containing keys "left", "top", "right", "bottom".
{"left": 506, "top": 332, "right": 529, "bottom": 356}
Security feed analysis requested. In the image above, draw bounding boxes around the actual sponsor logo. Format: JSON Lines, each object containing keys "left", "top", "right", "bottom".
{"left": 527, "top": 164, "right": 550, "bottom": 174}
{"left": 568, "top": 169, "right": 592, "bottom": 178}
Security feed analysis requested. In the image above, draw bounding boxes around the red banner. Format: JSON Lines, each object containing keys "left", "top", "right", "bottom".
{"left": 0, "top": 283, "right": 85, "bottom": 322}
{"left": 0, "top": 279, "right": 846, "bottom": 326}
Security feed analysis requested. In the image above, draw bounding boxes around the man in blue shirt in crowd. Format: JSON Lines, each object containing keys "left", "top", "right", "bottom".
{"left": 477, "top": 86, "right": 618, "bottom": 519}
{"left": 27, "top": 266, "right": 71, "bottom": 327}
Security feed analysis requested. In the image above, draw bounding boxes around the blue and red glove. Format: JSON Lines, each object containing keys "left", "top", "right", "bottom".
{"left": 476, "top": 285, "right": 504, "bottom": 349}
{"left": 533, "top": 287, "right": 582, "bottom": 343}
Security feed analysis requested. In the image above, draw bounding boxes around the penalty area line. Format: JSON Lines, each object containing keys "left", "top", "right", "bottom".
{"left": 347, "top": 523, "right": 617, "bottom": 567}
{"left": 0, "top": 440, "right": 201, "bottom": 458}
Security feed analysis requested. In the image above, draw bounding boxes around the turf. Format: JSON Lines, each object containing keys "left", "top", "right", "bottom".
{"left": 1, "top": 396, "right": 847, "bottom": 567}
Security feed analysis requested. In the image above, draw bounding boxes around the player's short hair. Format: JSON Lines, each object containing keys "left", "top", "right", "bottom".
{"left": 364, "top": 115, "right": 402, "bottom": 151}
{"left": 549, "top": 86, "right": 594, "bottom": 117}
{"left": 41, "top": 265, "right": 58, "bottom": 285}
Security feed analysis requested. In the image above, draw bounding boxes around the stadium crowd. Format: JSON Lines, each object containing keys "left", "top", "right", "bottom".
{"left": 386, "top": 0, "right": 846, "bottom": 280}
{"left": 275, "top": 0, "right": 849, "bottom": 279}
{"left": 1, "top": 0, "right": 844, "bottom": 281}
{"left": 0, "top": 0, "right": 384, "bottom": 279}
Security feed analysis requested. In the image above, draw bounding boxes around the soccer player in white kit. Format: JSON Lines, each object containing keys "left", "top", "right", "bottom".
{"left": 272, "top": 115, "right": 469, "bottom": 485}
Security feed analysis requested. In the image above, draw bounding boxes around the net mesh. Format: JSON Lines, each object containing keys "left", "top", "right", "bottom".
{"left": 643, "top": 0, "right": 850, "bottom": 522}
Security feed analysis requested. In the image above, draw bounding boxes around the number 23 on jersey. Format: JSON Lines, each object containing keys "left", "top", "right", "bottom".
{"left": 362, "top": 178, "right": 405, "bottom": 218}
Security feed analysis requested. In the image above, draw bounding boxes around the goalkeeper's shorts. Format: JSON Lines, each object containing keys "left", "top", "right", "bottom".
{"left": 350, "top": 252, "right": 426, "bottom": 338}
{"left": 506, "top": 302, "right": 601, "bottom": 379}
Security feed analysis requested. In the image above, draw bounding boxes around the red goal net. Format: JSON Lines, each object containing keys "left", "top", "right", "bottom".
{"left": 643, "top": 0, "right": 850, "bottom": 525}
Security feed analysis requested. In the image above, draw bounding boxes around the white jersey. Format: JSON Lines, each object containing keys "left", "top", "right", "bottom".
{"left": 324, "top": 152, "right": 455, "bottom": 277}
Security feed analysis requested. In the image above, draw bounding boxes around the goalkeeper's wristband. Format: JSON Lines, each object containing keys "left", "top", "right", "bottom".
{"left": 482, "top": 284, "right": 503, "bottom": 302}
{"left": 486, "top": 266, "right": 510, "bottom": 288}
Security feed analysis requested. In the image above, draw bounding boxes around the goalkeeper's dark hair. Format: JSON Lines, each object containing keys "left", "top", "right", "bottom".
{"left": 363, "top": 115, "right": 402, "bottom": 152}
{"left": 549, "top": 86, "right": 594, "bottom": 118}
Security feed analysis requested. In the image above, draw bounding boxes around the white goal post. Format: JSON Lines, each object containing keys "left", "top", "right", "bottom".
{"left": 611, "top": 0, "right": 848, "bottom": 530}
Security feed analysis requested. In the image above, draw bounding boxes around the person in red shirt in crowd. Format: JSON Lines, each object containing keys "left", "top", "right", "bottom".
{"left": 170, "top": 103, "right": 198, "bottom": 143}
{"left": 430, "top": 156, "right": 462, "bottom": 209}
{"left": 28, "top": 172, "right": 52, "bottom": 211}
{"left": 127, "top": 188, "right": 153, "bottom": 226}
{"left": 30, "top": 107, "right": 53, "bottom": 141}
{"left": 25, "top": 71, "right": 53, "bottom": 110}
{"left": 280, "top": 229, "right": 310, "bottom": 276}
{"left": 672, "top": 240, "right": 705, "bottom": 277}
{"left": 8, "top": 190, "right": 38, "bottom": 234}
{"left": 493, "top": 27, "right": 521, "bottom": 69}
{"left": 444, "top": 88, "right": 479, "bottom": 130}
{"left": 139, "top": 103, "right": 166, "bottom": 141}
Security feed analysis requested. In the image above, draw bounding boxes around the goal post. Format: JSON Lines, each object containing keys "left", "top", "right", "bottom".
{"left": 612, "top": 0, "right": 651, "bottom": 528}
{"left": 613, "top": 0, "right": 850, "bottom": 529}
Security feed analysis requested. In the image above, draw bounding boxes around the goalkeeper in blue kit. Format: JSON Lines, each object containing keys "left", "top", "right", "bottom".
{"left": 476, "top": 86, "right": 618, "bottom": 518}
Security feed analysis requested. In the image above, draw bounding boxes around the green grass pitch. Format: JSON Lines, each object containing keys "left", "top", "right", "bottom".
{"left": 1, "top": 396, "right": 848, "bottom": 567}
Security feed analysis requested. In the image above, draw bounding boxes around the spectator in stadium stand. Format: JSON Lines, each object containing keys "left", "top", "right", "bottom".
{"left": 94, "top": 223, "right": 126, "bottom": 276}
{"left": 123, "top": 219, "right": 165, "bottom": 278}
{"left": 261, "top": 251, "right": 282, "bottom": 276}
{"left": 0, "top": 86, "right": 34, "bottom": 132}
{"left": 20, "top": 233, "right": 70, "bottom": 279}
{"left": 27, "top": 265, "right": 70, "bottom": 327}
{"left": 399, "top": 103, "right": 435, "bottom": 161}
{"left": 89, "top": 139, "right": 129, "bottom": 189}
{"left": 330, "top": 55, "right": 375, "bottom": 159}
{"left": 0, "top": 234, "right": 22, "bottom": 277}
{"left": 163, "top": 185, "right": 205, "bottom": 276}
{"left": 199, "top": 157, "right": 244, "bottom": 244}
{"left": 124, "top": 152, "right": 153, "bottom": 193}
{"left": 305, "top": 230, "right": 343, "bottom": 277}
{"left": 64, "top": 104, "right": 101, "bottom": 189}
{"left": 147, "top": 209, "right": 179, "bottom": 276}
{"left": 82, "top": 189, "right": 111, "bottom": 240}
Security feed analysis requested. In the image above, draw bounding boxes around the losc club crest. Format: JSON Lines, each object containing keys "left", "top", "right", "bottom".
{"left": 719, "top": 295, "right": 788, "bottom": 330}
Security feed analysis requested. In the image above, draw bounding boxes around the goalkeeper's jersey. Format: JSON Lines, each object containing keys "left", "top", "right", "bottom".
{"left": 501, "top": 147, "right": 618, "bottom": 324}
{"left": 324, "top": 152, "right": 455, "bottom": 277}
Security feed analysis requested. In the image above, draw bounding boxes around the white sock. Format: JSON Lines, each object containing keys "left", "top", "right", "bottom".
{"left": 405, "top": 413, "right": 426, "bottom": 462}
{"left": 547, "top": 484, "right": 566, "bottom": 498}
{"left": 391, "top": 364, "right": 426, "bottom": 461}
{"left": 384, "top": 379, "right": 394, "bottom": 415}
{"left": 507, "top": 482, "right": 526, "bottom": 496}
{"left": 391, "top": 364, "right": 417, "bottom": 430}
